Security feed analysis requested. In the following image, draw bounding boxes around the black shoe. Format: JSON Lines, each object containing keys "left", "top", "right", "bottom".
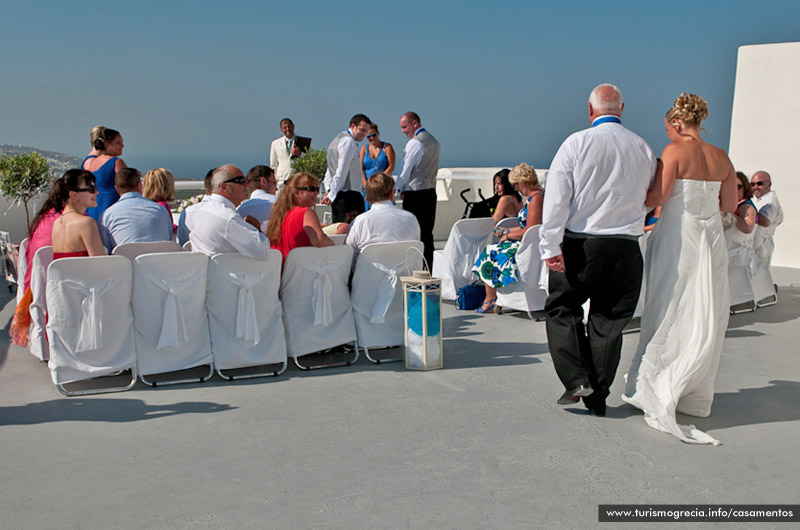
{"left": 582, "top": 395, "right": 606, "bottom": 417}
{"left": 557, "top": 385, "right": 594, "bottom": 405}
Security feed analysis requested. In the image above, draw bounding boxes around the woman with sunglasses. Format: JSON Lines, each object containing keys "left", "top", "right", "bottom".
{"left": 622, "top": 93, "right": 737, "bottom": 445}
{"left": 82, "top": 127, "right": 128, "bottom": 222}
{"left": 9, "top": 169, "right": 105, "bottom": 346}
{"left": 266, "top": 172, "right": 333, "bottom": 262}
{"left": 360, "top": 124, "right": 395, "bottom": 210}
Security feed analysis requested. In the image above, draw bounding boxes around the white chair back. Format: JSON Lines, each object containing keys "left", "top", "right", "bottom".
{"left": 494, "top": 218, "right": 518, "bottom": 230}
{"left": 495, "top": 225, "right": 548, "bottom": 315}
{"left": 132, "top": 251, "right": 213, "bottom": 380}
{"left": 182, "top": 241, "right": 192, "bottom": 251}
{"left": 206, "top": 250, "right": 287, "bottom": 376}
{"left": 328, "top": 234, "right": 347, "bottom": 245}
{"left": 16, "top": 238, "right": 28, "bottom": 305}
{"left": 351, "top": 241, "right": 423, "bottom": 353}
{"left": 45, "top": 255, "right": 136, "bottom": 393}
{"left": 431, "top": 217, "right": 495, "bottom": 300}
{"left": 112, "top": 240, "right": 182, "bottom": 260}
{"left": 29, "top": 246, "right": 53, "bottom": 361}
{"left": 280, "top": 245, "right": 356, "bottom": 359}
{"left": 725, "top": 226, "right": 756, "bottom": 310}
{"left": 751, "top": 226, "right": 777, "bottom": 306}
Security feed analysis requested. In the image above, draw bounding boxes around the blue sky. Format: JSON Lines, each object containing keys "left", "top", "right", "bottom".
{"left": 2, "top": 1, "right": 800, "bottom": 179}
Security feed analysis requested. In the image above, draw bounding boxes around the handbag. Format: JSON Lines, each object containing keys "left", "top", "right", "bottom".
{"left": 455, "top": 283, "right": 484, "bottom": 310}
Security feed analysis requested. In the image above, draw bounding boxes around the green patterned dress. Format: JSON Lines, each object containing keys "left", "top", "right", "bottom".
{"left": 472, "top": 195, "right": 531, "bottom": 289}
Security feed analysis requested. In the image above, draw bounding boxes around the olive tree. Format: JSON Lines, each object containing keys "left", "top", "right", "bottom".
{"left": 0, "top": 152, "right": 53, "bottom": 230}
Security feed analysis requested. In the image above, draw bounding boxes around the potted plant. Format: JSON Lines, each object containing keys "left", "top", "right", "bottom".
{"left": 0, "top": 151, "right": 53, "bottom": 230}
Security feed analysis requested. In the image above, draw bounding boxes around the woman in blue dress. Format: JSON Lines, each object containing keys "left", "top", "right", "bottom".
{"left": 472, "top": 163, "right": 544, "bottom": 313}
{"left": 81, "top": 127, "right": 127, "bottom": 221}
{"left": 359, "top": 123, "right": 395, "bottom": 210}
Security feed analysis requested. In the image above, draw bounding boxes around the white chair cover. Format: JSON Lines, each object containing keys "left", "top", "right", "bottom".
{"left": 182, "top": 241, "right": 192, "bottom": 251}
{"left": 496, "top": 226, "right": 548, "bottom": 314}
{"left": 494, "top": 218, "right": 518, "bottom": 230}
{"left": 206, "top": 251, "right": 287, "bottom": 370}
{"left": 132, "top": 251, "right": 212, "bottom": 376}
{"left": 725, "top": 225, "right": 756, "bottom": 307}
{"left": 112, "top": 240, "right": 182, "bottom": 261}
{"left": 328, "top": 234, "right": 347, "bottom": 245}
{"left": 352, "top": 241, "right": 424, "bottom": 349}
{"left": 16, "top": 238, "right": 28, "bottom": 305}
{"left": 751, "top": 225, "right": 777, "bottom": 304}
{"left": 431, "top": 217, "right": 495, "bottom": 300}
{"left": 46, "top": 256, "right": 136, "bottom": 385}
{"left": 280, "top": 245, "right": 356, "bottom": 358}
{"left": 29, "top": 246, "right": 53, "bottom": 362}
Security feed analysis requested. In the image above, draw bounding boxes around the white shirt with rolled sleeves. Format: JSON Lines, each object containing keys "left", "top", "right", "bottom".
{"left": 539, "top": 117, "right": 657, "bottom": 260}
{"left": 394, "top": 129, "right": 425, "bottom": 193}
{"left": 345, "top": 201, "right": 421, "bottom": 270}
{"left": 323, "top": 130, "right": 359, "bottom": 203}
{"left": 186, "top": 193, "right": 270, "bottom": 260}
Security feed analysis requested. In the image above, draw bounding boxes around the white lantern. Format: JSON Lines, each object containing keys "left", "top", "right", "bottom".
{"left": 401, "top": 271, "right": 443, "bottom": 370}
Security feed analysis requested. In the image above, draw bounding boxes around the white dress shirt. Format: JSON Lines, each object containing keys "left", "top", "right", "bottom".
{"left": 753, "top": 190, "right": 783, "bottom": 239}
{"left": 395, "top": 128, "right": 425, "bottom": 192}
{"left": 323, "top": 129, "right": 359, "bottom": 202}
{"left": 345, "top": 201, "right": 421, "bottom": 269}
{"left": 237, "top": 189, "right": 277, "bottom": 231}
{"left": 186, "top": 193, "right": 270, "bottom": 260}
{"left": 270, "top": 135, "right": 295, "bottom": 182}
{"left": 539, "top": 117, "right": 656, "bottom": 259}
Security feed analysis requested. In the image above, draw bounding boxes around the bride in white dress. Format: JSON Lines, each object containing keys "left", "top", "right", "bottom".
{"left": 622, "top": 94, "right": 738, "bottom": 445}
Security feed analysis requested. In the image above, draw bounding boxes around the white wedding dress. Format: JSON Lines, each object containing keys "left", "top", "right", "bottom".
{"left": 622, "top": 179, "right": 729, "bottom": 445}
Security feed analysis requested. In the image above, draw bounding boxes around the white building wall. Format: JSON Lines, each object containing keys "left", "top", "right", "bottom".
{"left": 728, "top": 42, "right": 800, "bottom": 267}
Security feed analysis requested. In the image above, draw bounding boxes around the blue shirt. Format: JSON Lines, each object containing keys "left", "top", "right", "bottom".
{"left": 236, "top": 189, "right": 277, "bottom": 230}
{"left": 100, "top": 191, "right": 174, "bottom": 248}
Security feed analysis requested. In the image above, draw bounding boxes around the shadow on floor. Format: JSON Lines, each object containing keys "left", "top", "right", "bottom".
{"left": 0, "top": 398, "right": 236, "bottom": 425}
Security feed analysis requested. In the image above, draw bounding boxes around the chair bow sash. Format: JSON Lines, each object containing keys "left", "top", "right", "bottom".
{"left": 145, "top": 275, "right": 196, "bottom": 349}
{"left": 226, "top": 271, "right": 268, "bottom": 344}
{"left": 301, "top": 262, "right": 342, "bottom": 326}
{"left": 60, "top": 279, "right": 116, "bottom": 352}
{"left": 367, "top": 262, "right": 403, "bottom": 323}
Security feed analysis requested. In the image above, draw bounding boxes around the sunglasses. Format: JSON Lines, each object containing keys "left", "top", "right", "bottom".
{"left": 752, "top": 181, "right": 767, "bottom": 187}
{"left": 366, "top": 133, "right": 377, "bottom": 139}
{"left": 224, "top": 176, "right": 246, "bottom": 185}
{"left": 296, "top": 186, "right": 320, "bottom": 192}
{"left": 74, "top": 184, "right": 97, "bottom": 193}
{"left": 737, "top": 184, "right": 743, "bottom": 189}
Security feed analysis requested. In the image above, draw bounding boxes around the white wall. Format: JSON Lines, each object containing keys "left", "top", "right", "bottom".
{"left": 728, "top": 42, "right": 800, "bottom": 267}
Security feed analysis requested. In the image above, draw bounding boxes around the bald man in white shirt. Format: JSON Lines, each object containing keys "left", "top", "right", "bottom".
{"left": 540, "top": 83, "right": 657, "bottom": 417}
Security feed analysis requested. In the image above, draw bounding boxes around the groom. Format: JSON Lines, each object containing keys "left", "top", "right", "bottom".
{"left": 539, "top": 83, "right": 657, "bottom": 416}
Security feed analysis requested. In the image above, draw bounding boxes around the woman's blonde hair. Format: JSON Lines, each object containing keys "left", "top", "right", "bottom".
{"left": 266, "top": 171, "right": 318, "bottom": 245}
{"left": 90, "top": 125, "right": 106, "bottom": 147}
{"left": 665, "top": 93, "right": 709, "bottom": 127}
{"left": 143, "top": 168, "right": 176, "bottom": 202}
{"left": 508, "top": 163, "right": 538, "bottom": 188}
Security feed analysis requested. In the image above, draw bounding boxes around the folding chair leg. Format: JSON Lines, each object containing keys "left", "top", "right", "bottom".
{"left": 363, "top": 345, "right": 403, "bottom": 364}
{"left": 730, "top": 301, "right": 756, "bottom": 314}
{"left": 57, "top": 368, "right": 137, "bottom": 396}
{"left": 216, "top": 359, "right": 288, "bottom": 380}
{"left": 293, "top": 341, "right": 360, "bottom": 370}
{"left": 140, "top": 363, "right": 214, "bottom": 387}
{"left": 756, "top": 294, "right": 778, "bottom": 308}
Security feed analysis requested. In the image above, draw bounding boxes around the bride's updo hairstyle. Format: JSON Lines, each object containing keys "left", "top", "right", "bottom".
{"left": 665, "top": 93, "right": 709, "bottom": 128}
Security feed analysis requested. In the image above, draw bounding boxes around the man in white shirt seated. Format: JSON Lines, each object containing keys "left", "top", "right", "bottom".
{"left": 345, "top": 172, "right": 421, "bottom": 270}
{"left": 237, "top": 165, "right": 278, "bottom": 231}
{"left": 751, "top": 170, "right": 783, "bottom": 232}
{"left": 100, "top": 167, "right": 173, "bottom": 248}
{"left": 187, "top": 165, "right": 270, "bottom": 260}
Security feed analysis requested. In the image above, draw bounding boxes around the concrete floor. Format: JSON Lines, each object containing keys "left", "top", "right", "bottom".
{"left": 1, "top": 269, "right": 799, "bottom": 530}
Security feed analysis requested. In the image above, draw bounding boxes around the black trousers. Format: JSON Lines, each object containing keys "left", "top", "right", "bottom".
{"left": 545, "top": 236, "right": 643, "bottom": 406}
{"left": 331, "top": 190, "right": 365, "bottom": 223}
{"left": 402, "top": 188, "right": 437, "bottom": 267}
